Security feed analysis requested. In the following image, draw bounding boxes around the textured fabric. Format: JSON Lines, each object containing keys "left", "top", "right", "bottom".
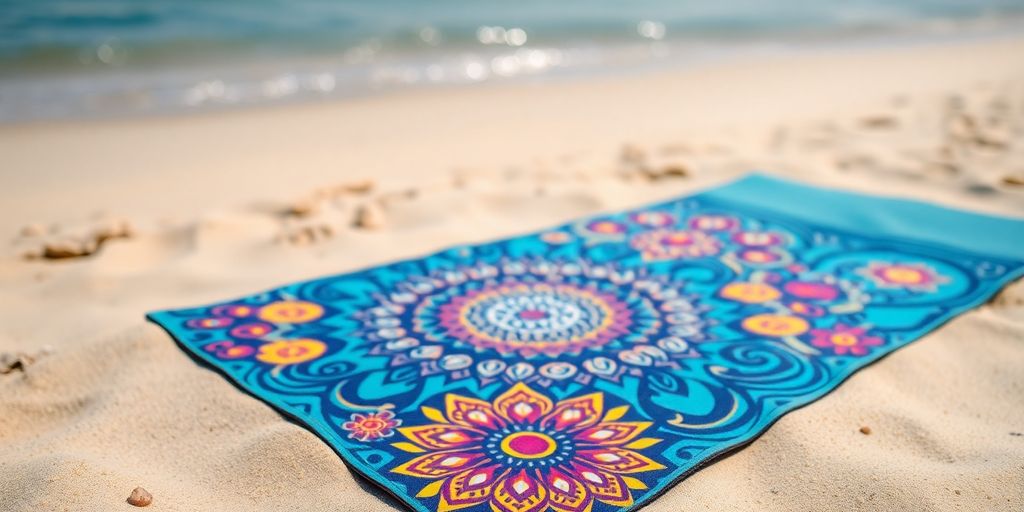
{"left": 148, "top": 174, "right": 1024, "bottom": 512}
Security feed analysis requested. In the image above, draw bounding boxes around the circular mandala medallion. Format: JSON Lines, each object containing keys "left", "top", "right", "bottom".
{"left": 438, "top": 282, "right": 630, "bottom": 357}
{"left": 355, "top": 259, "right": 709, "bottom": 386}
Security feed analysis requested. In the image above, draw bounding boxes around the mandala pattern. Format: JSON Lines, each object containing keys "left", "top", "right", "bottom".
{"left": 437, "top": 282, "right": 631, "bottom": 356}
{"left": 354, "top": 260, "right": 707, "bottom": 388}
{"left": 149, "top": 176, "right": 1024, "bottom": 512}
{"left": 392, "top": 383, "right": 662, "bottom": 512}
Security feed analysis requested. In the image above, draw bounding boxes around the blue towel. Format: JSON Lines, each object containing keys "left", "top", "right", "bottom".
{"left": 149, "top": 173, "right": 1024, "bottom": 512}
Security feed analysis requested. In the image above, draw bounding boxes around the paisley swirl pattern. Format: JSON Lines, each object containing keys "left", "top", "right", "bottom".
{"left": 148, "top": 179, "right": 1024, "bottom": 512}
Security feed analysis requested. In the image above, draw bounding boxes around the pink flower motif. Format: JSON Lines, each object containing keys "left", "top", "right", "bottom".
{"left": 203, "top": 340, "right": 255, "bottom": 359}
{"left": 343, "top": 410, "right": 401, "bottom": 442}
{"left": 584, "top": 219, "right": 628, "bottom": 235}
{"left": 783, "top": 280, "right": 840, "bottom": 302}
{"left": 809, "top": 324, "right": 883, "bottom": 356}
{"left": 630, "top": 230, "right": 721, "bottom": 261}
{"left": 229, "top": 322, "right": 276, "bottom": 339}
{"left": 688, "top": 214, "right": 739, "bottom": 232}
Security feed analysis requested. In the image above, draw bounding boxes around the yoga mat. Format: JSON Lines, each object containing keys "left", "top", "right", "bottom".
{"left": 149, "top": 173, "right": 1024, "bottom": 512}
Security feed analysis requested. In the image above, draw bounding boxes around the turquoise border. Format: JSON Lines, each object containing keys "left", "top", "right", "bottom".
{"left": 703, "top": 173, "right": 1024, "bottom": 261}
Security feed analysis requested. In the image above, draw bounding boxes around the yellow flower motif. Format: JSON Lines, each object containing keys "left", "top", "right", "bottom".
{"left": 258, "top": 300, "right": 324, "bottom": 323}
{"left": 878, "top": 267, "right": 926, "bottom": 284}
{"left": 858, "top": 261, "right": 948, "bottom": 292}
{"left": 719, "top": 282, "right": 781, "bottom": 304}
{"left": 740, "top": 314, "right": 809, "bottom": 337}
{"left": 256, "top": 338, "right": 327, "bottom": 365}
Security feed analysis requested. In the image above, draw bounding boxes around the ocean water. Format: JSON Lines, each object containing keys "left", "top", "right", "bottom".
{"left": 2, "top": 0, "right": 1023, "bottom": 122}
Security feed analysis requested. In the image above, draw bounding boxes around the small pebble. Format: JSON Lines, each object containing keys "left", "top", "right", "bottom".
{"left": 127, "top": 487, "right": 152, "bottom": 507}
{"left": 859, "top": 425, "right": 872, "bottom": 435}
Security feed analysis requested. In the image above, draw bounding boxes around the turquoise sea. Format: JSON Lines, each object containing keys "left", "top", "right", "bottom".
{"left": 2, "top": 0, "right": 1023, "bottom": 121}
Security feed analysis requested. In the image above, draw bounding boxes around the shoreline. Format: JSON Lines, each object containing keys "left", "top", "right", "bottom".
{"left": 3, "top": 24, "right": 1024, "bottom": 125}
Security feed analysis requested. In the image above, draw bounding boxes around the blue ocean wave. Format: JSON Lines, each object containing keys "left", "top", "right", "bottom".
{"left": 1, "top": 0, "right": 1022, "bottom": 121}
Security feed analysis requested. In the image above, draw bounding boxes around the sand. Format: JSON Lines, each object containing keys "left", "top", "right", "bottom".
{"left": 1, "top": 36, "right": 1023, "bottom": 511}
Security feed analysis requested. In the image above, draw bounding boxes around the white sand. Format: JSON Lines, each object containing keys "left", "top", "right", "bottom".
{"left": 1, "top": 36, "right": 1023, "bottom": 511}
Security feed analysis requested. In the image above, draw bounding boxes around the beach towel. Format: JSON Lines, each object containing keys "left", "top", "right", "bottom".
{"left": 148, "top": 174, "right": 1024, "bottom": 512}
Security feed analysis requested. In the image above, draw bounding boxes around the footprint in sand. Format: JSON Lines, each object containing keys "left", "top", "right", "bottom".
{"left": 17, "top": 218, "right": 134, "bottom": 261}
{"left": 617, "top": 143, "right": 695, "bottom": 182}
